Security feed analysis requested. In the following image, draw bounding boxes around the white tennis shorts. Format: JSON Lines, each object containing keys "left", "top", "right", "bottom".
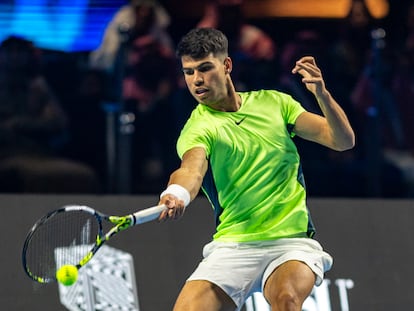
{"left": 187, "top": 237, "right": 333, "bottom": 309}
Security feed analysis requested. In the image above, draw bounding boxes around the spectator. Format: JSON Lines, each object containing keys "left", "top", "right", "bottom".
{"left": 0, "top": 36, "right": 100, "bottom": 193}
{"left": 348, "top": 6, "right": 408, "bottom": 197}
{"left": 90, "top": 0, "right": 173, "bottom": 74}
{"left": 329, "top": 0, "right": 376, "bottom": 116}
{"left": 196, "top": 0, "right": 277, "bottom": 90}
{"left": 90, "top": 0, "right": 178, "bottom": 193}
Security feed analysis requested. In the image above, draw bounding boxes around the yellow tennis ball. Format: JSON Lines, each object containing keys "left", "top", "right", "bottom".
{"left": 56, "top": 265, "right": 78, "bottom": 286}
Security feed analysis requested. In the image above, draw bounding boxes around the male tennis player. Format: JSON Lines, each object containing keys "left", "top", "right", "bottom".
{"left": 158, "top": 28, "right": 355, "bottom": 311}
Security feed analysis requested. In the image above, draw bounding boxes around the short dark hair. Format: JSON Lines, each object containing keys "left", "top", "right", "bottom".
{"left": 176, "top": 28, "right": 228, "bottom": 59}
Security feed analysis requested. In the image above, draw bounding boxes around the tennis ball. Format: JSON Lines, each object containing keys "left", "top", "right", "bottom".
{"left": 56, "top": 265, "right": 78, "bottom": 286}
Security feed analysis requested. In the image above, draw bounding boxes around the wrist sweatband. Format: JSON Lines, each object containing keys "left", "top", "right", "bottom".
{"left": 160, "top": 184, "right": 191, "bottom": 207}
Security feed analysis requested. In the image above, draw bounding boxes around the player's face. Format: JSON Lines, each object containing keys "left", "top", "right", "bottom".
{"left": 181, "top": 53, "right": 231, "bottom": 109}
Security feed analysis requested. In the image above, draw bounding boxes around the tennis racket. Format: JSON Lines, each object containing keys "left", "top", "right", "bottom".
{"left": 22, "top": 204, "right": 167, "bottom": 284}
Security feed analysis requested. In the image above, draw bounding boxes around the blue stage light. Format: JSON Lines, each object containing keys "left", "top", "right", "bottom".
{"left": 0, "top": 0, "right": 125, "bottom": 52}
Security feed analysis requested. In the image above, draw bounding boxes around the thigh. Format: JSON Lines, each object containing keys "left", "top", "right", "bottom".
{"left": 187, "top": 241, "right": 270, "bottom": 307}
{"left": 263, "top": 260, "right": 315, "bottom": 308}
{"left": 173, "top": 280, "right": 236, "bottom": 311}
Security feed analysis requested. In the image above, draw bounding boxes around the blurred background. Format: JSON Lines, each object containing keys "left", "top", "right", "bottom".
{"left": 0, "top": 0, "right": 413, "bottom": 198}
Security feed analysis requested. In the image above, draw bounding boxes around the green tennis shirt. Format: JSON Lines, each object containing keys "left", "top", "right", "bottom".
{"left": 177, "top": 89, "right": 315, "bottom": 242}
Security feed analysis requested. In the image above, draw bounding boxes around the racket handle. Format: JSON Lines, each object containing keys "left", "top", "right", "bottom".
{"left": 132, "top": 204, "right": 167, "bottom": 225}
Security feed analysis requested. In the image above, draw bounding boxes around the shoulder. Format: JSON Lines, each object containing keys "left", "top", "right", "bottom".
{"left": 111, "top": 5, "right": 134, "bottom": 25}
{"left": 177, "top": 106, "right": 216, "bottom": 159}
{"left": 180, "top": 105, "right": 215, "bottom": 136}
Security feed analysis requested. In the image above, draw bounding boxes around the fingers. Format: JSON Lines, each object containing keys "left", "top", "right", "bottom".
{"left": 294, "top": 56, "right": 317, "bottom": 67}
{"left": 291, "top": 56, "right": 326, "bottom": 94}
{"left": 158, "top": 194, "right": 186, "bottom": 222}
{"left": 291, "top": 56, "right": 320, "bottom": 77}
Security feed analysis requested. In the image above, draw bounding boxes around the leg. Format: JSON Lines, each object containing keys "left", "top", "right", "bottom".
{"left": 173, "top": 280, "right": 237, "bottom": 311}
{"left": 263, "top": 260, "right": 315, "bottom": 311}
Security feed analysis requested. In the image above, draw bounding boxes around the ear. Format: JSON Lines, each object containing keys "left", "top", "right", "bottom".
{"left": 224, "top": 57, "right": 232, "bottom": 74}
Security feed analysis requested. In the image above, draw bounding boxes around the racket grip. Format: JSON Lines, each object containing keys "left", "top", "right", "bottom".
{"left": 132, "top": 204, "right": 167, "bottom": 225}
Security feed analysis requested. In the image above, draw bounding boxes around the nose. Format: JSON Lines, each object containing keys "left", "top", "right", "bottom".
{"left": 193, "top": 71, "right": 203, "bottom": 86}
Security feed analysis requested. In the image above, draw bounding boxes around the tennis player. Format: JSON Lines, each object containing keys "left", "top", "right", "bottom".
{"left": 158, "top": 28, "right": 355, "bottom": 311}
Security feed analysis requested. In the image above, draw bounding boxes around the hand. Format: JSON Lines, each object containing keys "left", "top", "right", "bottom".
{"left": 291, "top": 56, "right": 326, "bottom": 97}
{"left": 158, "top": 194, "right": 186, "bottom": 221}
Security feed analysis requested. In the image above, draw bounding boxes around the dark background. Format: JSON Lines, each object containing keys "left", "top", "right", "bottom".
{"left": 1, "top": 0, "right": 413, "bottom": 198}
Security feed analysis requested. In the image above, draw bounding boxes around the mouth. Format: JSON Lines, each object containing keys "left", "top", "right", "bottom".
{"left": 194, "top": 88, "right": 208, "bottom": 97}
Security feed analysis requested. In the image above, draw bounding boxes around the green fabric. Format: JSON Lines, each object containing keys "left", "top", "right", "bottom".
{"left": 177, "top": 89, "right": 314, "bottom": 242}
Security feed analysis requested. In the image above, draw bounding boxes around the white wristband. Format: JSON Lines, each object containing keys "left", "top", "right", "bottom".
{"left": 160, "top": 184, "right": 191, "bottom": 207}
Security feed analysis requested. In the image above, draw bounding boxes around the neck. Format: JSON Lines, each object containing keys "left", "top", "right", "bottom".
{"left": 213, "top": 80, "right": 241, "bottom": 112}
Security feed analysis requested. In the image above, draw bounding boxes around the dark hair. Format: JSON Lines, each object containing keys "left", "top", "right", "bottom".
{"left": 176, "top": 28, "right": 228, "bottom": 59}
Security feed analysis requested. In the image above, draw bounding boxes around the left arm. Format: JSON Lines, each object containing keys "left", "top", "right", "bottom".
{"left": 292, "top": 56, "right": 355, "bottom": 151}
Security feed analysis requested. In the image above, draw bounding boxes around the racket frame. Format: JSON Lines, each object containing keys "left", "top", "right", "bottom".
{"left": 22, "top": 204, "right": 166, "bottom": 283}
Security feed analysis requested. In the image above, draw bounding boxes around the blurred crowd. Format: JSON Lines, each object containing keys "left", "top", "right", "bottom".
{"left": 0, "top": 0, "right": 413, "bottom": 197}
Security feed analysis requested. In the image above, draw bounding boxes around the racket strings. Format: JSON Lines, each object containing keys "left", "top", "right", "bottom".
{"left": 24, "top": 210, "right": 100, "bottom": 282}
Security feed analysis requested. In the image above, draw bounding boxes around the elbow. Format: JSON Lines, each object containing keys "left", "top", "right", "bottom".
{"left": 335, "top": 132, "right": 356, "bottom": 151}
{"left": 336, "top": 143, "right": 354, "bottom": 152}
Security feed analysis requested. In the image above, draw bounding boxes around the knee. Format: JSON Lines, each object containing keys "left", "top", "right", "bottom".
{"left": 268, "top": 290, "right": 302, "bottom": 311}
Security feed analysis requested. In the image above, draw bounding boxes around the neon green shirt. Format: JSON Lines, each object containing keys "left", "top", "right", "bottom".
{"left": 177, "top": 89, "right": 315, "bottom": 242}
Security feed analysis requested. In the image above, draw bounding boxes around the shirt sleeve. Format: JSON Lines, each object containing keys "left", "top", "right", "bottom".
{"left": 176, "top": 110, "right": 213, "bottom": 160}
{"left": 278, "top": 92, "right": 306, "bottom": 137}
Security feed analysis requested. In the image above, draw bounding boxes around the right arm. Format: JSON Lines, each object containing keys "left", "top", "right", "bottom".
{"left": 158, "top": 147, "right": 208, "bottom": 221}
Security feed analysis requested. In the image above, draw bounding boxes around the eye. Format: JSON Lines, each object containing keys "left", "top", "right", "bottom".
{"left": 182, "top": 68, "right": 194, "bottom": 75}
{"left": 198, "top": 64, "right": 214, "bottom": 72}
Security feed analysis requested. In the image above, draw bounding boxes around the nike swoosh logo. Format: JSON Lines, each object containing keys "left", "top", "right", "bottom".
{"left": 235, "top": 116, "right": 246, "bottom": 125}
